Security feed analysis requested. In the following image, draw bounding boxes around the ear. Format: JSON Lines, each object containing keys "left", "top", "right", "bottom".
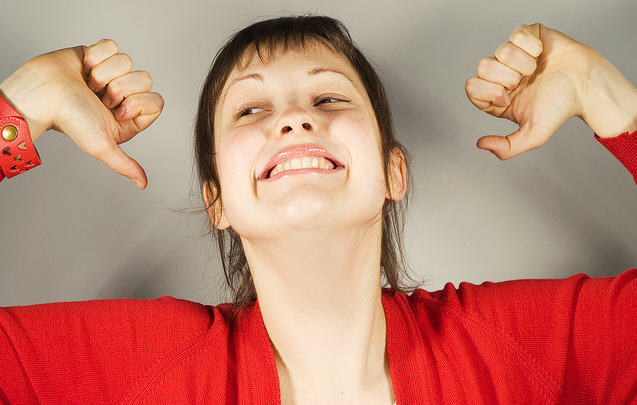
{"left": 203, "top": 182, "right": 231, "bottom": 230}
{"left": 385, "top": 147, "right": 407, "bottom": 201}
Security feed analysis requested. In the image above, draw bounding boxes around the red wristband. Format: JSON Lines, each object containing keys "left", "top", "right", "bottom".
{"left": 0, "top": 94, "right": 41, "bottom": 182}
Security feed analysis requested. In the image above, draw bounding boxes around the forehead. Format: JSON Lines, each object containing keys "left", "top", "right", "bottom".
{"left": 220, "top": 40, "right": 359, "bottom": 101}
{"left": 235, "top": 39, "right": 350, "bottom": 75}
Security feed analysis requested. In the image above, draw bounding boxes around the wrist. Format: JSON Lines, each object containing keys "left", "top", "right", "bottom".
{"left": 579, "top": 54, "right": 637, "bottom": 138}
{"left": 0, "top": 62, "right": 53, "bottom": 143}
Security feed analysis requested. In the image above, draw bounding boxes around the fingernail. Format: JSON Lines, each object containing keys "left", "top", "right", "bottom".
{"left": 118, "top": 106, "right": 127, "bottom": 118}
{"left": 133, "top": 179, "right": 143, "bottom": 189}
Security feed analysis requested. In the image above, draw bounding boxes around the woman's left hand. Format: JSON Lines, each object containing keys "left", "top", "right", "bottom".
{"left": 465, "top": 23, "right": 631, "bottom": 160}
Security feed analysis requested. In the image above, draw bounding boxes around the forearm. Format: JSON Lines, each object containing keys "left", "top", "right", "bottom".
{"left": 580, "top": 54, "right": 637, "bottom": 139}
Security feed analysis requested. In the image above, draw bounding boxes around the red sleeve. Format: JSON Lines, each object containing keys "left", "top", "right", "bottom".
{"left": 0, "top": 296, "right": 212, "bottom": 404}
{"left": 594, "top": 129, "right": 637, "bottom": 185}
{"left": 426, "top": 267, "right": 637, "bottom": 404}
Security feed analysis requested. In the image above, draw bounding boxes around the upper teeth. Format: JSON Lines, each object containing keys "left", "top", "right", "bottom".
{"left": 269, "top": 156, "right": 335, "bottom": 178}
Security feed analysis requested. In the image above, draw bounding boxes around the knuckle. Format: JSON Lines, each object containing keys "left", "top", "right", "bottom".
{"left": 477, "top": 58, "right": 491, "bottom": 76}
{"left": 105, "top": 82, "right": 121, "bottom": 99}
{"left": 140, "top": 70, "right": 153, "bottom": 88}
{"left": 84, "top": 39, "right": 119, "bottom": 72}
{"left": 100, "top": 39, "right": 119, "bottom": 53}
{"left": 120, "top": 94, "right": 133, "bottom": 109}
{"left": 84, "top": 51, "right": 97, "bottom": 69}
{"left": 464, "top": 77, "right": 476, "bottom": 94}
{"left": 496, "top": 91, "right": 508, "bottom": 105}
{"left": 118, "top": 53, "right": 134, "bottom": 70}
{"left": 157, "top": 93, "right": 165, "bottom": 109}
{"left": 514, "top": 24, "right": 525, "bottom": 33}
{"left": 88, "top": 69, "right": 104, "bottom": 87}
{"left": 507, "top": 75, "right": 521, "bottom": 90}
{"left": 501, "top": 43, "right": 515, "bottom": 60}
{"left": 494, "top": 43, "right": 508, "bottom": 61}
{"left": 502, "top": 79, "right": 515, "bottom": 91}
{"left": 509, "top": 31, "right": 526, "bottom": 47}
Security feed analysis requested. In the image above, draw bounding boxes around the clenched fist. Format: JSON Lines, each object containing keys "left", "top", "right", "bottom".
{"left": 464, "top": 23, "right": 634, "bottom": 160}
{"left": 0, "top": 39, "right": 163, "bottom": 189}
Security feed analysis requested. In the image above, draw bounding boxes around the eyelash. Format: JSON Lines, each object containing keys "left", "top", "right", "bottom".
{"left": 233, "top": 96, "right": 347, "bottom": 120}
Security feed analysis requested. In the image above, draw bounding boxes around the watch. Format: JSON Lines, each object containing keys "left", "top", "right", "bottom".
{"left": 0, "top": 93, "right": 41, "bottom": 183}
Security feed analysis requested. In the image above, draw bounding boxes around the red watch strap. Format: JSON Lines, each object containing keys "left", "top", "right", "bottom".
{"left": 0, "top": 94, "right": 41, "bottom": 182}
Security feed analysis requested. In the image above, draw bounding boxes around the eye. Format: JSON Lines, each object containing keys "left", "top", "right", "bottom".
{"left": 234, "top": 105, "right": 263, "bottom": 120}
{"left": 233, "top": 96, "right": 347, "bottom": 120}
{"left": 315, "top": 96, "right": 346, "bottom": 105}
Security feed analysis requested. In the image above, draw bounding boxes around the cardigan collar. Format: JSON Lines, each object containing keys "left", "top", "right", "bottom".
{"left": 232, "top": 287, "right": 430, "bottom": 404}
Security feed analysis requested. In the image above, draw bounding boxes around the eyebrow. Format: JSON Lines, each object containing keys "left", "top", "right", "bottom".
{"left": 221, "top": 67, "right": 357, "bottom": 104}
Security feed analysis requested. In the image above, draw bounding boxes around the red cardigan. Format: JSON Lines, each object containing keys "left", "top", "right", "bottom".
{"left": 1, "top": 130, "right": 636, "bottom": 405}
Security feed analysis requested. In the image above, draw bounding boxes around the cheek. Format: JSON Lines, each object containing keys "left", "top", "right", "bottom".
{"left": 216, "top": 128, "right": 262, "bottom": 199}
{"left": 329, "top": 110, "right": 385, "bottom": 190}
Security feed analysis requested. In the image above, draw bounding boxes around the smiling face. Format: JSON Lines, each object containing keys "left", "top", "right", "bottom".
{"left": 204, "top": 39, "right": 406, "bottom": 240}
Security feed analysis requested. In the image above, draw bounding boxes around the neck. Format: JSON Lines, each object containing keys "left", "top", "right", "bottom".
{"left": 242, "top": 218, "right": 389, "bottom": 395}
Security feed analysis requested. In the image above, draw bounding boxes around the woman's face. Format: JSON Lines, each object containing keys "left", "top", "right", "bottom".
{"left": 206, "top": 40, "right": 404, "bottom": 239}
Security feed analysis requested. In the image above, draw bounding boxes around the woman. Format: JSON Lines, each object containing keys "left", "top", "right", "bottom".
{"left": 0, "top": 15, "right": 635, "bottom": 404}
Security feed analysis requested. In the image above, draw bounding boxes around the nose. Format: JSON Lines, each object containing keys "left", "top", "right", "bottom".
{"left": 281, "top": 122, "right": 312, "bottom": 133}
{"left": 278, "top": 106, "right": 316, "bottom": 135}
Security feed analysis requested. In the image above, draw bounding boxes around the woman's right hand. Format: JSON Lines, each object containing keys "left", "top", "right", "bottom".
{"left": 0, "top": 39, "right": 163, "bottom": 189}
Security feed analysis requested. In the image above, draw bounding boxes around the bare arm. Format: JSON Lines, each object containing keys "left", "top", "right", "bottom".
{"left": 579, "top": 54, "right": 637, "bottom": 139}
{"left": 0, "top": 40, "right": 164, "bottom": 189}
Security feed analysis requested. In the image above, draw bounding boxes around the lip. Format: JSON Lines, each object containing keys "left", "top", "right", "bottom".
{"left": 258, "top": 143, "right": 344, "bottom": 181}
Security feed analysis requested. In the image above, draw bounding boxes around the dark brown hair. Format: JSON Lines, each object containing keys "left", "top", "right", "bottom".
{"left": 184, "top": 14, "right": 425, "bottom": 311}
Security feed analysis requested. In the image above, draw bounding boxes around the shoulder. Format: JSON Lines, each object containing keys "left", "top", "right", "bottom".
{"left": 407, "top": 268, "right": 637, "bottom": 327}
{"left": 403, "top": 268, "right": 637, "bottom": 402}
{"left": 1, "top": 295, "right": 215, "bottom": 341}
{"left": 0, "top": 295, "right": 227, "bottom": 403}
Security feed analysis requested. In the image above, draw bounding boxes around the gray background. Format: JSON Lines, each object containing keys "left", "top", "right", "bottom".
{"left": 1, "top": 0, "right": 635, "bottom": 307}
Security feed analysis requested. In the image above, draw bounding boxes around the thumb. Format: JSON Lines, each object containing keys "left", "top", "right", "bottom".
{"left": 92, "top": 144, "right": 148, "bottom": 189}
{"left": 476, "top": 122, "right": 552, "bottom": 160}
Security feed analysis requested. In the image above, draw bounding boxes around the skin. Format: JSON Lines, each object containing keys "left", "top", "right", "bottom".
{"left": 465, "top": 23, "right": 637, "bottom": 159}
{"left": 0, "top": 22, "right": 636, "bottom": 405}
{"left": 0, "top": 39, "right": 163, "bottom": 189}
{"left": 205, "top": 41, "right": 406, "bottom": 404}
{"left": 203, "top": 24, "right": 637, "bottom": 404}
